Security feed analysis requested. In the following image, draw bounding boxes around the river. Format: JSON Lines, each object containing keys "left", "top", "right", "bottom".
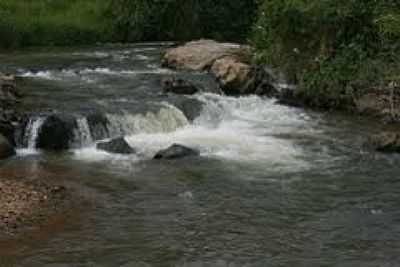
{"left": 0, "top": 44, "right": 400, "bottom": 267}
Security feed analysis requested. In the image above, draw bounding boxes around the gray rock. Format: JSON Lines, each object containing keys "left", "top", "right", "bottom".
{"left": 154, "top": 144, "right": 200, "bottom": 159}
{"left": 161, "top": 77, "right": 199, "bottom": 95}
{"left": 36, "top": 114, "right": 76, "bottom": 150}
{"left": 370, "top": 132, "right": 400, "bottom": 153}
{"left": 171, "top": 98, "right": 204, "bottom": 121}
{"left": 0, "top": 133, "right": 15, "bottom": 159}
{"left": 97, "top": 137, "right": 135, "bottom": 154}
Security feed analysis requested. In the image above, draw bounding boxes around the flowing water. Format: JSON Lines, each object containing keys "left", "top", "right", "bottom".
{"left": 1, "top": 44, "right": 400, "bottom": 267}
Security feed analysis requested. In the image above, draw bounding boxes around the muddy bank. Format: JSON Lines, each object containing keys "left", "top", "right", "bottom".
{"left": 0, "top": 177, "right": 72, "bottom": 237}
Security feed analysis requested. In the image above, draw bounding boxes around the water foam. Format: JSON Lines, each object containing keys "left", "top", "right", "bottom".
{"left": 123, "top": 94, "right": 313, "bottom": 170}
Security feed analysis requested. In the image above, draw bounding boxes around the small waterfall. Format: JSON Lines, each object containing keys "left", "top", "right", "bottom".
{"left": 105, "top": 104, "right": 189, "bottom": 137}
{"left": 73, "top": 117, "right": 93, "bottom": 147}
{"left": 20, "top": 104, "right": 190, "bottom": 151}
{"left": 24, "top": 117, "right": 46, "bottom": 148}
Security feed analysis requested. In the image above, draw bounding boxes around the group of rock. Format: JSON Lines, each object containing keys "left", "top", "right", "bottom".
{"left": 160, "top": 39, "right": 281, "bottom": 97}
{"left": 97, "top": 137, "right": 199, "bottom": 159}
{"left": 0, "top": 72, "right": 20, "bottom": 159}
{"left": 2, "top": 40, "right": 400, "bottom": 157}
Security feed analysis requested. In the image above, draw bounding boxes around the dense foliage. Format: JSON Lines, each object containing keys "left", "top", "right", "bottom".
{"left": 2, "top": 0, "right": 400, "bottom": 111}
{"left": 252, "top": 0, "right": 400, "bottom": 109}
{"left": 0, "top": 0, "right": 256, "bottom": 48}
{"left": 108, "top": 0, "right": 257, "bottom": 42}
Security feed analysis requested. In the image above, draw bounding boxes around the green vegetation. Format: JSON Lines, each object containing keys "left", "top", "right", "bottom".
{"left": 252, "top": 0, "right": 400, "bottom": 109}
{"left": 0, "top": 0, "right": 256, "bottom": 48}
{"left": 0, "top": 0, "right": 111, "bottom": 48}
{"left": 108, "top": 0, "right": 257, "bottom": 42}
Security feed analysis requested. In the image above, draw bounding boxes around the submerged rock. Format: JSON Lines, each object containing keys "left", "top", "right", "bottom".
{"left": 161, "top": 77, "right": 199, "bottom": 95}
{"left": 162, "top": 39, "right": 251, "bottom": 71}
{"left": 370, "top": 132, "right": 400, "bottom": 153}
{"left": 36, "top": 114, "right": 76, "bottom": 150}
{"left": 97, "top": 137, "right": 136, "bottom": 154}
{"left": 0, "top": 133, "right": 15, "bottom": 159}
{"left": 154, "top": 144, "right": 200, "bottom": 159}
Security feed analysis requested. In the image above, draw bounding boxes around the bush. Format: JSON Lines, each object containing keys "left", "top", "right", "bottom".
{"left": 252, "top": 0, "right": 400, "bottom": 109}
{"left": 108, "top": 0, "right": 257, "bottom": 42}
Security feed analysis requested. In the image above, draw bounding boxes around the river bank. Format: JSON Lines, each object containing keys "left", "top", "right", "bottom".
{"left": 0, "top": 177, "right": 69, "bottom": 237}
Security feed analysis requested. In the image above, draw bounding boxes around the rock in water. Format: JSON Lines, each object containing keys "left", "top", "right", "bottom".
{"left": 162, "top": 39, "right": 250, "bottom": 71}
{"left": 162, "top": 40, "right": 279, "bottom": 96}
{"left": 370, "top": 132, "right": 400, "bottom": 153}
{"left": 210, "top": 56, "right": 254, "bottom": 95}
{"left": 170, "top": 98, "right": 204, "bottom": 121}
{"left": 0, "top": 133, "right": 16, "bottom": 159}
{"left": 154, "top": 144, "right": 200, "bottom": 159}
{"left": 161, "top": 77, "right": 199, "bottom": 95}
{"left": 97, "top": 137, "right": 136, "bottom": 154}
{"left": 0, "top": 73, "right": 20, "bottom": 104}
{"left": 36, "top": 114, "right": 76, "bottom": 150}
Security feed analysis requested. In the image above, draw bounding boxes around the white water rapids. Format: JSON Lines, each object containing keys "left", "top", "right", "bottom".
{"left": 70, "top": 93, "right": 317, "bottom": 172}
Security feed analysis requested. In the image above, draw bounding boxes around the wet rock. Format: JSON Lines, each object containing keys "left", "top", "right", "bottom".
{"left": 86, "top": 112, "right": 109, "bottom": 141}
{"left": 162, "top": 40, "right": 280, "bottom": 96}
{"left": 0, "top": 73, "right": 22, "bottom": 144}
{"left": 210, "top": 58, "right": 279, "bottom": 96}
{"left": 154, "top": 144, "right": 200, "bottom": 159}
{"left": 0, "top": 133, "right": 15, "bottom": 159}
{"left": 36, "top": 114, "right": 76, "bottom": 150}
{"left": 171, "top": 98, "right": 204, "bottom": 121}
{"left": 211, "top": 56, "right": 253, "bottom": 95}
{"left": 161, "top": 77, "right": 199, "bottom": 95}
{"left": 0, "top": 73, "right": 19, "bottom": 104}
{"left": 370, "top": 131, "right": 400, "bottom": 153}
{"left": 97, "top": 137, "right": 136, "bottom": 154}
{"left": 162, "top": 39, "right": 251, "bottom": 71}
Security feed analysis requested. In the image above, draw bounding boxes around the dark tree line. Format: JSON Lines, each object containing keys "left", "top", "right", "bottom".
{"left": 108, "top": 0, "right": 257, "bottom": 42}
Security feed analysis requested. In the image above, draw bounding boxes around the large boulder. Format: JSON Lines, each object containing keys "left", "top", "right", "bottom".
{"left": 162, "top": 40, "right": 251, "bottom": 71}
{"left": 161, "top": 77, "right": 199, "bottom": 95}
{"left": 0, "top": 133, "right": 15, "bottom": 159}
{"left": 154, "top": 144, "right": 200, "bottom": 159}
{"left": 370, "top": 131, "right": 400, "bottom": 153}
{"left": 97, "top": 137, "right": 136, "bottom": 154}
{"left": 162, "top": 40, "right": 280, "bottom": 96}
{"left": 36, "top": 114, "right": 76, "bottom": 150}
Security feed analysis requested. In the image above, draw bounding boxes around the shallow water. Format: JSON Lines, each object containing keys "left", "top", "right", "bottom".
{"left": 1, "top": 44, "right": 400, "bottom": 267}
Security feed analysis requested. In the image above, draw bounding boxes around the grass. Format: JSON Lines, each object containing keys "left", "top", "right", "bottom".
{"left": 0, "top": 0, "right": 111, "bottom": 48}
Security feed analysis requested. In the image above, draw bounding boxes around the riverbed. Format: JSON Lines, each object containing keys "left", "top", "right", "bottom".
{"left": 1, "top": 44, "right": 400, "bottom": 267}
